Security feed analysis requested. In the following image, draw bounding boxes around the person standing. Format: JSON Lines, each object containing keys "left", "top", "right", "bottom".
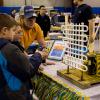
{"left": 36, "top": 5, "right": 51, "bottom": 37}
{"left": 72, "top": 0, "right": 93, "bottom": 31}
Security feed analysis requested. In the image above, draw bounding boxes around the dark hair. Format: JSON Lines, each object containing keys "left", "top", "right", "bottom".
{"left": 0, "top": 13, "right": 19, "bottom": 30}
{"left": 39, "top": 5, "right": 45, "bottom": 9}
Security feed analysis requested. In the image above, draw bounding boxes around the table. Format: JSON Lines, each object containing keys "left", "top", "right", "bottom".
{"left": 32, "top": 60, "right": 100, "bottom": 100}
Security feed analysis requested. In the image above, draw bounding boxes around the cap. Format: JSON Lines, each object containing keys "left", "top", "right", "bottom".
{"left": 19, "top": 6, "right": 37, "bottom": 18}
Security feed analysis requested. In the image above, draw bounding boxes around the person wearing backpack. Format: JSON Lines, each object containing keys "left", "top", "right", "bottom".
{"left": 0, "top": 13, "right": 48, "bottom": 100}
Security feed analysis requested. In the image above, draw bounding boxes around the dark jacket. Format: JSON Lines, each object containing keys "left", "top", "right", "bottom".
{"left": 36, "top": 13, "right": 51, "bottom": 37}
{"left": 72, "top": 4, "right": 93, "bottom": 26}
{"left": 11, "top": 41, "right": 25, "bottom": 52}
{"left": 0, "top": 38, "right": 42, "bottom": 100}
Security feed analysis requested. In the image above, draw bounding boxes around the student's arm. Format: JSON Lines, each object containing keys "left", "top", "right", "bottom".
{"left": 35, "top": 23, "right": 46, "bottom": 48}
{"left": 38, "top": 38, "right": 46, "bottom": 48}
{"left": 3, "top": 44, "right": 42, "bottom": 82}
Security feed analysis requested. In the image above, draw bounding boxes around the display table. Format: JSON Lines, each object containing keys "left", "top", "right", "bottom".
{"left": 50, "top": 26, "right": 61, "bottom": 32}
{"left": 32, "top": 60, "right": 100, "bottom": 100}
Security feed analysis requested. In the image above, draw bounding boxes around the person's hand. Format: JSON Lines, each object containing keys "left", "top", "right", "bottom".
{"left": 36, "top": 50, "right": 48, "bottom": 60}
{"left": 43, "top": 60, "right": 56, "bottom": 66}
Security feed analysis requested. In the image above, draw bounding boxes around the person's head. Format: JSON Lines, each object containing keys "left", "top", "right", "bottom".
{"left": 73, "top": 0, "right": 84, "bottom": 6}
{"left": 39, "top": 5, "right": 47, "bottom": 16}
{"left": 0, "top": 13, "right": 19, "bottom": 41}
{"left": 19, "top": 6, "right": 37, "bottom": 29}
{"left": 14, "top": 25, "right": 23, "bottom": 41}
